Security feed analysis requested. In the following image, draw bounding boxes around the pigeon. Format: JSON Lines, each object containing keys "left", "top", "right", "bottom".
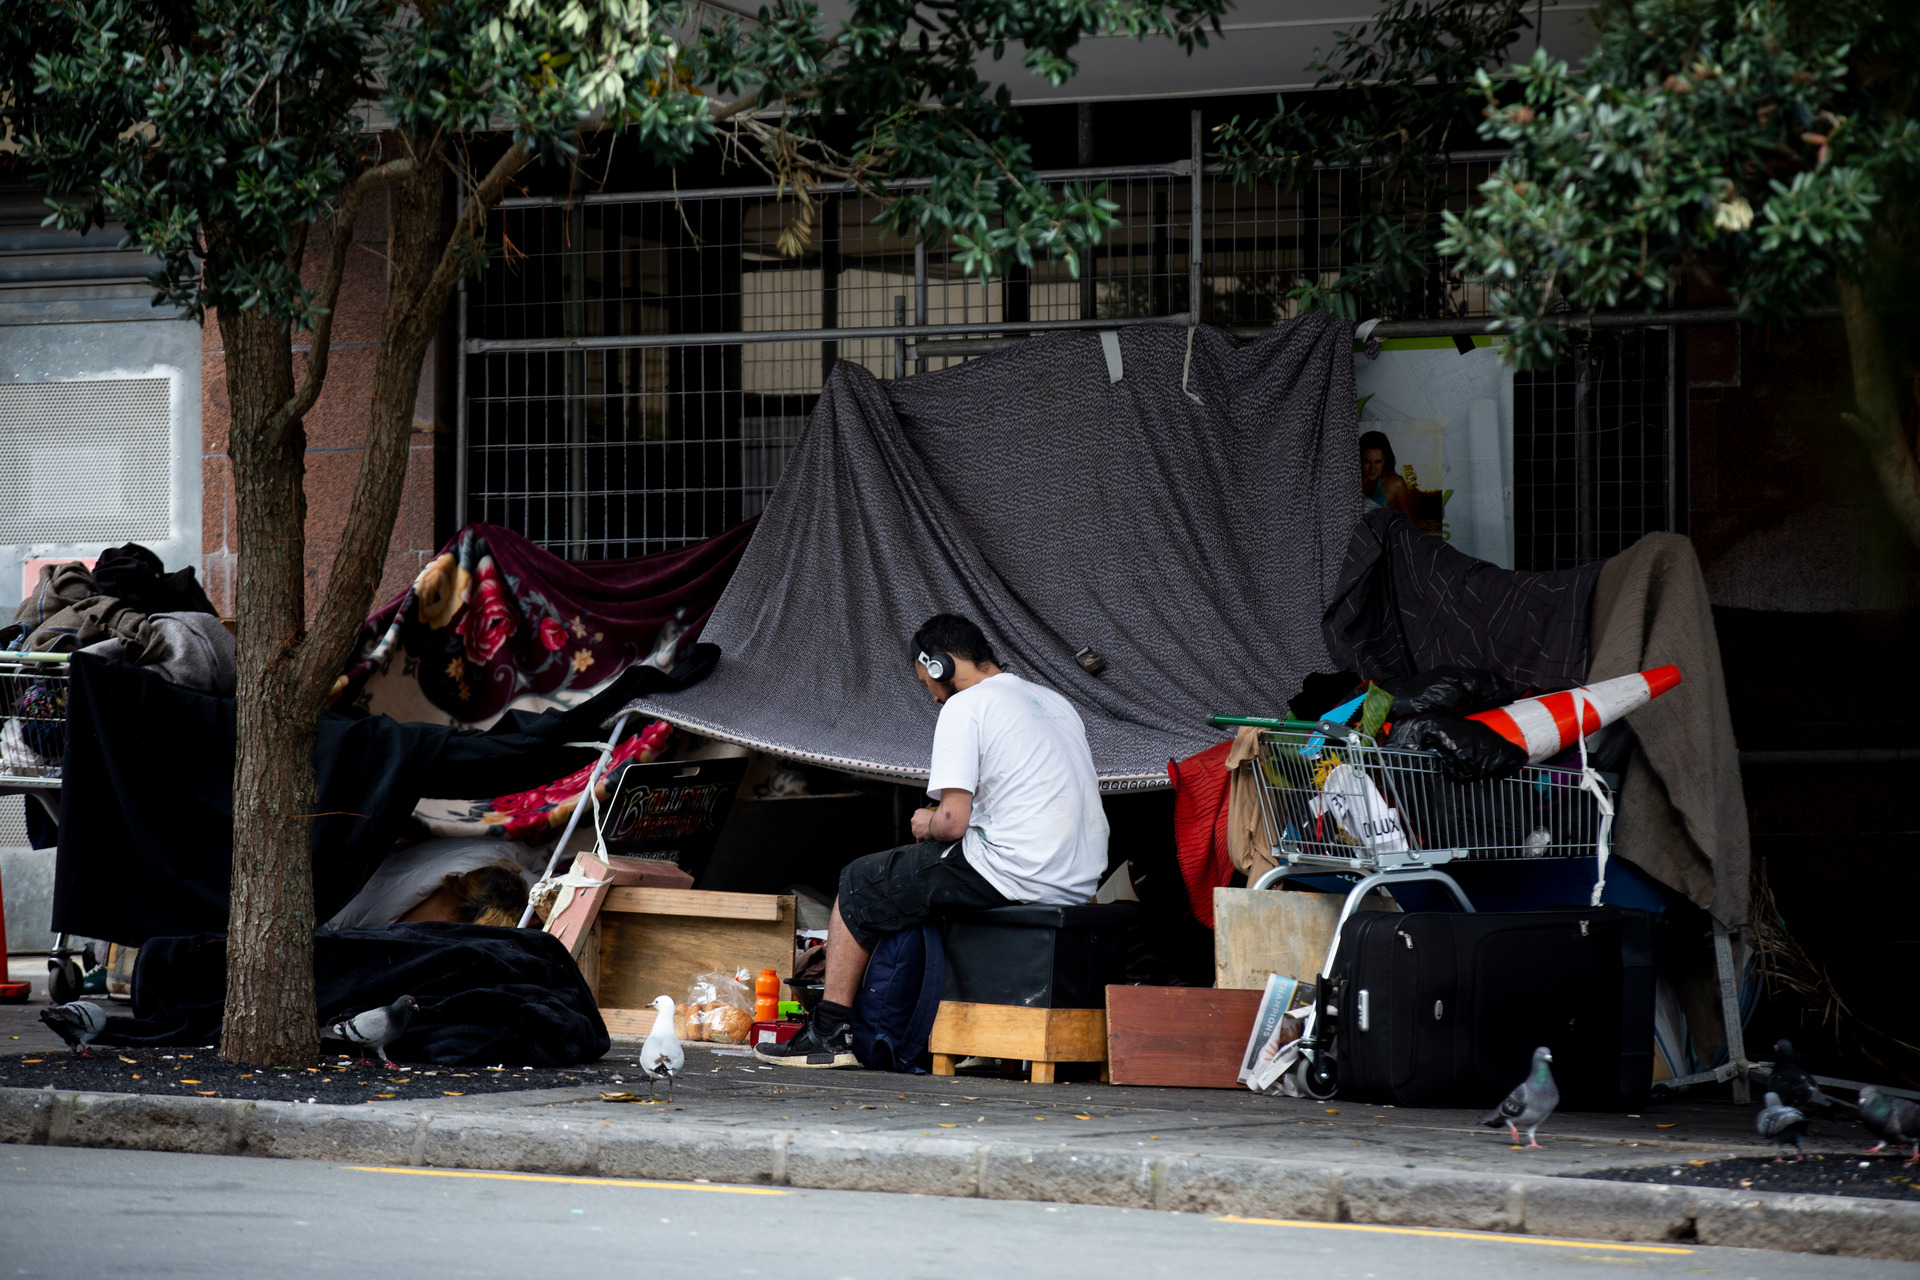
{"left": 40, "top": 1000, "right": 108, "bottom": 1057}
{"left": 1755, "top": 1091, "right": 1807, "bottom": 1163}
{"left": 1857, "top": 1086, "right": 1920, "bottom": 1165}
{"left": 637, "top": 994, "right": 684, "bottom": 1101}
{"left": 1768, "top": 1040, "right": 1834, "bottom": 1114}
{"left": 1479, "top": 1046, "right": 1560, "bottom": 1148}
{"left": 321, "top": 995, "right": 417, "bottom": 1068}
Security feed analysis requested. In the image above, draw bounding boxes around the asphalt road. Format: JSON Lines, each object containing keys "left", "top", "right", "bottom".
{"left": 1, "top": 1146, "right": 1908, "bottom": 1279}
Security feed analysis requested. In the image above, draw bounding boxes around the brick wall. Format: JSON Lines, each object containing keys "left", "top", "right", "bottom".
{"left": 200, "top": 188, "right": 447, "bottom": 621}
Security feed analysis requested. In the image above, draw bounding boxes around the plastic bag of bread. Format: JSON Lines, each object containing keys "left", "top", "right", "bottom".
{"left": 686, "top": 968, "right": 754, "bottom": 1044}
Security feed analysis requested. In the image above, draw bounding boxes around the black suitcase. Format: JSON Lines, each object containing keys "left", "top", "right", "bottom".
{"left": 1332, "top": 907, "right": 1655, "bottom": 1109}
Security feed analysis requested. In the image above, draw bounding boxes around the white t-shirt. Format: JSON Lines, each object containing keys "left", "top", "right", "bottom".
{"left": 925, "top": 672, "right": 1109, "bottom": 904}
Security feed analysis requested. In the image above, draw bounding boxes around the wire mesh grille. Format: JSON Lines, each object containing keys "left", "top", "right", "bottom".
{"left": 0, "top": 378, "right": 172, "bottom": 544}
{"left": 464, "top": 157, "right": 1671, "bottom": 568}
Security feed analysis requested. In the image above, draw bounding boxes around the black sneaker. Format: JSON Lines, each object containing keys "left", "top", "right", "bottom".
{"left": 754, "top": 1016, "right": 858, "bottom": 1068}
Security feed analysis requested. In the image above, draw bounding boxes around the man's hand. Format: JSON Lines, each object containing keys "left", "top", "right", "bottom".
{"left": 914, "top": 789, "right": 973, "bottom": 843}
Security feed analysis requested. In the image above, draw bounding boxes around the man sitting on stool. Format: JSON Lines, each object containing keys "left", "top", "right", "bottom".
{"left": 757, "top": 613, "right": 1110, "bottom": 1068}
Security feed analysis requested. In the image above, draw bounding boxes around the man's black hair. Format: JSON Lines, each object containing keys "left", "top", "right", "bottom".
{"left": 1358, "top": 429, "right": 1397, "bottom": 475}
{"left": 911, "top": 614, "right": 1000, "bottom": 669}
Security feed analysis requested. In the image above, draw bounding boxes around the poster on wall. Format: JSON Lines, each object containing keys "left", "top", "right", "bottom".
{"left": 1353, "top": 337, "right": 1515, "bottom": 568}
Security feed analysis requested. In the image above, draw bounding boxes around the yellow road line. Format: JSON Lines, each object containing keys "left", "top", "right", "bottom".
{"left": 342, "top": 1166, "right": 787, "bottom": 1195}
{"left": 1214, "top": 1216, "right": 1692, "bottom": 1254}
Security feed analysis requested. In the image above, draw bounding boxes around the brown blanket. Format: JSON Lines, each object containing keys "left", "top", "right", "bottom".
{"left": 1587, "top": 535, "right": 1750, "bottom": 928}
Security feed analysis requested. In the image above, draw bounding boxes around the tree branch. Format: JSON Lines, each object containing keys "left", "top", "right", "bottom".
{"left": 293, "top": 138, "right": 537, "bottom": 701}
{"left": 265, "top": 158, "right": 415, "bottom": 451}
{"left": 1836, "top": 274, "right": 1920, "bottom": 548}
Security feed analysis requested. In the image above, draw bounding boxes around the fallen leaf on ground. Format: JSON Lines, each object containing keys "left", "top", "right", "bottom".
{"left": 1655, "top": 1123, "right": 1678, "bottom": 1128}
{"left": 600, "top": 1092, "right": 639, "bottom": 1102}
{"left": 1075, "top": 1114, "right": 1091, "bottom": 1120}
{"left": 195, "top": 1091, "right": 217, "bottom": 1097}
{"left": 443, "top": 1091, "right": 464, "bottom": 1096}
{"left": 1688, "top": 1160, "right": 1709, "bottom": 1166}
{"left": 180, "top": 1079, "right": 201, "bottom": 1084}
{"left": 375, "top": 1093, "right": 397, "bottom": 1099}
{"left": 118, "top": 1056, "right": 137, "bottom": 1064}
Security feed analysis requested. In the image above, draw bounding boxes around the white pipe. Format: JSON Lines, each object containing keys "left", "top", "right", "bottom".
{"left": 518, "top": 711, "right": 633, "bottom": 928}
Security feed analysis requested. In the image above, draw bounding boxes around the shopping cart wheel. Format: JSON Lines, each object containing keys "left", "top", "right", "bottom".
{"left": 47, "top": 958, "right": 84, "bottom": 1005}
{"left": 1298, "top": 1055, "right": 1339, "bottom": 1100}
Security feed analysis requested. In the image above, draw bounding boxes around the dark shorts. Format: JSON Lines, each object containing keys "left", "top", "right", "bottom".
{"left": 836, "top": 840, "right": 1012, "bottom": 950}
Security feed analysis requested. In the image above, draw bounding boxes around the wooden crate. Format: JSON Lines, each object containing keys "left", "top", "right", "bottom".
{"left": 928, "top": 1001, "right": 1107, "bottom": 1084}
{"left": 594, "top": 888, "right": 795, "bottom": 1038}
{"left": 1104, "top": 985, "right": 1264, "bottom": 1088}
{"left": 1213, "top": 886, "right": 1396, "bottom": 990}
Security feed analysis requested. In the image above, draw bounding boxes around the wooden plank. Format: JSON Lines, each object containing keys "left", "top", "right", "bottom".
{"left": 601, "top": 887, "right": 787, "bottom": 920}
{"left": 1213, "top": 886, "right": 1396, "bottom": 990}
{"left": 1104, "top": 985, "right": 1264, "bottom": 1088}
{"left": 927, "top": 1002, "right": 1106, "bottom": 1065}
{"left": 603, "top": 1006, "right": 671, "bottom": 1039}
{"left": 595, "top": 898, "right": 796, "bottom": 1026}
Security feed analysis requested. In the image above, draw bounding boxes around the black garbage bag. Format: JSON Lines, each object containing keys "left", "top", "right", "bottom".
{"left": 1379, "top": 666, "right": 1518, "bottom": 718}
{"left": 1288, "top": 670, "right": 1363, "bottom": 722}
{"left": 1389, "top": 714, "right": 1528, "bottom": 783}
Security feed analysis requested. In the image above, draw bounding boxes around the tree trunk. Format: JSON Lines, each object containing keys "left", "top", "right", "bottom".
{"left": 220, "top": 305, "right": 323, "bottom": 1066}
{"left": 1837, "top": 274, "right": 1920, "bottom": 550}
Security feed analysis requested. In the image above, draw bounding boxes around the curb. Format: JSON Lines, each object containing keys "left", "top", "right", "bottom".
{"left": 4, "top": 1087, "right": 1916, "bottom": 1260}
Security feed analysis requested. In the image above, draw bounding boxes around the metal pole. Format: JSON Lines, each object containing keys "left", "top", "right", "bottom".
{"left": 518, "top": 711, "right": 634, "bottom": 928}
{"left": 913, "top": 240, "right": 928, "bottom": 374}
{"left": 1190, "top": 109, "right": 1203, "bottom": 324}
{"left": 566, "top": 202, "right": 588, "bottom": 558}
{"left": 454, "top": 193, "right": 470, "bottom": 530}
{"left": 1078, "top": 104, "right": 1096, "bottom": 322}
{"left": 894, "top": 295, "right": 907, "bottom": 379}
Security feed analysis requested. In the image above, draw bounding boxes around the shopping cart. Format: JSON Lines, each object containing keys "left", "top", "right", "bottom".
{"left": 0, "top": 652, "right": 88, "bottom": 1000}
{"left": 1, "top": 652, "right": 69, "bottom": 784}
{"left": 1212, "top": 713, "right": 1616, "bottom": 1099}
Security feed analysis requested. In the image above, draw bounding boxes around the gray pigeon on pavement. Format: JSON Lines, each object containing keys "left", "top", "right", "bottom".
{"left": 1479, "top": 1046, "right": 1559, "bottom": 1148}
{"left": 1857, "top": 1086, "right": 1920, "bottom": 1165}
{"left": 1755, "top": 1090, "right": 1807, "bottom": 1163}
{"left": 40, "top": 1000, "right": 108, "bottom": 1057}
{"left": 1768, "top": 1040, "right": 1833, "bottom": 1114}
{"left": 321, "top": 995, "right": 417, "bottom": 1068}
{"left": 638, "top": 994, "right": 684, "bottom": 1101}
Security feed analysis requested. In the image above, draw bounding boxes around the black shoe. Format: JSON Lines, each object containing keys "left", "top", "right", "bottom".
{"left": 754, "top": 1016, "right": 858, "bottom": 1068}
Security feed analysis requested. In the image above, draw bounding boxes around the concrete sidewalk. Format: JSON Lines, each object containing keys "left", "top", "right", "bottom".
{"left": 6, "top": 1044, "right": 1918, "bottom": 1260}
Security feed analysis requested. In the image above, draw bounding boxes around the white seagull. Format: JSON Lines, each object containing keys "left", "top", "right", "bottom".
{"left": 638, "top": 994, "right": 685, "bottom": 1101}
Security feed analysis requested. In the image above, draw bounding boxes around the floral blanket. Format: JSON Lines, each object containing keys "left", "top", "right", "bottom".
{"left": 333, "top": 520, "right": 754, "bottom": 730}
{"left": 411, "top": 718, "right": 676, "bottom": 842}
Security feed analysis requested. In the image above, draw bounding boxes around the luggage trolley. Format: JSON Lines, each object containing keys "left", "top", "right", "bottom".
{"left": 0, "top": 652, "right": 86, "bottom": 1000}
{"left": 1212, "top": 713, "right": 1617, "bottom": 1100}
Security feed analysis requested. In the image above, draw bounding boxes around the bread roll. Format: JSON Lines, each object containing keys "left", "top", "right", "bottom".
{"left": 705, "top": 1003, "right": 752, "bottom": 1044}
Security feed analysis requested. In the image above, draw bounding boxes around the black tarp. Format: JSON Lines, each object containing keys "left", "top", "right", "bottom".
{"left": 621, "top": 316, "right": 1362, "bottom": 786}
{"left": 97, "top": 923, "right": 608, "bottom": 1065}
{"left": 53, "top": 652, "right": 713, "bottom": 945}
{"left": 1322, "top": 508, "right": 1605, "bottom": 689}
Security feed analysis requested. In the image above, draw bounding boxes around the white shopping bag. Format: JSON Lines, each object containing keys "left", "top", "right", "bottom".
{"left": 1310, "top": 763, "right": 1409, "bottom": 853}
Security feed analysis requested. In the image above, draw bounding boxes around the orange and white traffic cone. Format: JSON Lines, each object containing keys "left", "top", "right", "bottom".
{"left": 1467, "top": 666, "right": 1682, "bottom": 764}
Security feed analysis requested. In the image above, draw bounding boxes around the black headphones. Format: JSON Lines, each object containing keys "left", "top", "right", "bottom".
{"left": 917, "top": 650, "right": 955, "bottom": 683}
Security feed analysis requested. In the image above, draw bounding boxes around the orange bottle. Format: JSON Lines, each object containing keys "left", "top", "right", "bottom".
{"left": 754, "top": 968, "right": 780, "bottom": 1024}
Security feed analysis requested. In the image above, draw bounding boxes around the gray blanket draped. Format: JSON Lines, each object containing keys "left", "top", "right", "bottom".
{"left": 1587, "top": 534, "right": 1750, "bottom": 928}
{"left": 623, "top": 315, "right": 1361, "bottom": 785}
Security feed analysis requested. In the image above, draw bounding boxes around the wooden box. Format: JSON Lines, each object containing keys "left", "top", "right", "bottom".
{"left": 928, "top": 1000, "right": 1107, "bottom": 1084}
{"left": 1104, "top": 985, "right": 1264, "bottom": 1088}
{"left": 592, "top": 888, "right": 795, "bottom": 1039}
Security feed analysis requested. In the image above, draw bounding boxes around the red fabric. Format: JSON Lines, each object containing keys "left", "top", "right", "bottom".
{"left": 1168, "top": 740, "right": 1234, "bottom": 928}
